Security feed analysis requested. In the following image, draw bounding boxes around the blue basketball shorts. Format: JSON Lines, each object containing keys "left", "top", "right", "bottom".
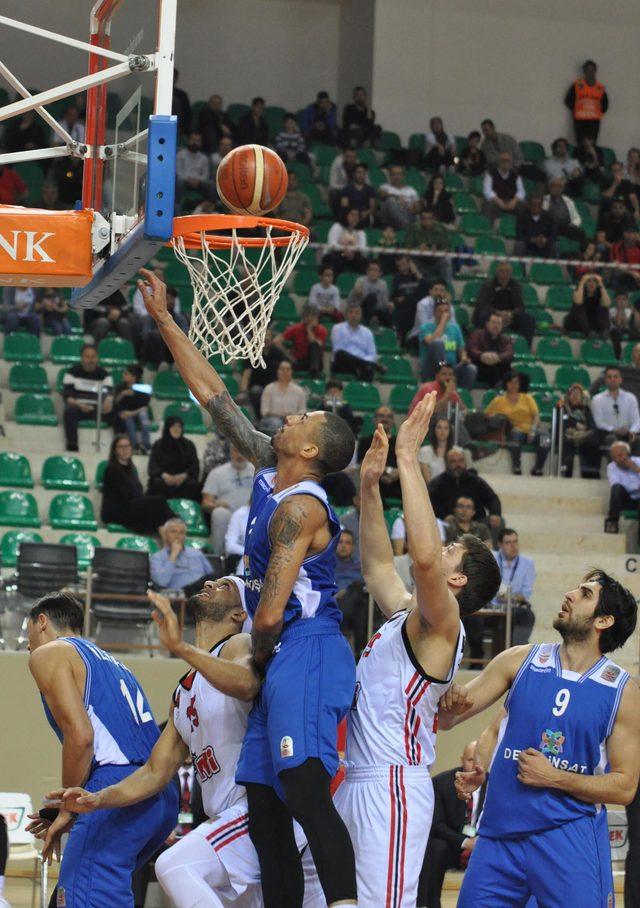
{"left": 56, "top": 764, "right": 178, "bottom": 908}
{"left": 457, "top": 812, "right": 614, "bottom": 908}
{"left": 235, "top": 617, "right": 356, "bottom": 793}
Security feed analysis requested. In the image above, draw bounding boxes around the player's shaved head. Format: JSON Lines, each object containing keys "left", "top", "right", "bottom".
{"left": 313, "top": 412, "right": 356, "bottom": 475}
{"left": 188, "top": 578, "right": 243, "bottom": 625}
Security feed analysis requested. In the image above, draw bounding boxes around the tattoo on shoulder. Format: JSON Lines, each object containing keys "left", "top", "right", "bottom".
{"left": 206, "top": 390, "right": 276, "bottom": 469}
{"left": 269, "top": 499, "right": 310, "bottom": 549}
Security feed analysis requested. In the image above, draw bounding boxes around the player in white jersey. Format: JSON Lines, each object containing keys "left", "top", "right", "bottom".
{"left": 333, "top": 394, "right": 501, "bottom": 907}
{"left": 53, "top": 578, "right": 323, "bottom": 908}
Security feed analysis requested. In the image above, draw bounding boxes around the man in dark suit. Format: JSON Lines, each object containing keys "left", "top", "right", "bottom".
{"left": 417, "top": 740, "right": 486, "bottom": 908}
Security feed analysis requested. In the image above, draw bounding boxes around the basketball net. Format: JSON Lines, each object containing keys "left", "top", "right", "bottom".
{"left": 172, "top": 221, "right": 309, "bottom": 368}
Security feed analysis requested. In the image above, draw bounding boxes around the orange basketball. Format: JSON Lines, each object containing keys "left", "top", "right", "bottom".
{"left": 216, "top": 144, "right": 288, "bottom": 216}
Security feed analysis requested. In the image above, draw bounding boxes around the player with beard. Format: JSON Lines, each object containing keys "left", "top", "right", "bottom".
{"left": 438, "top": 570, "right": 640, "bottom": 908}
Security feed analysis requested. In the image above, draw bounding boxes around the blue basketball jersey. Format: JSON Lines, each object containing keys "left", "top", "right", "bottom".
{"left": 243, "top": 468, "right": 343, "bottom": 627}
{"left": 42, "top": 637, "right": 160, "bottom": 770}
{"left": 480, "top": 642, "right": 629, "bottom": 839}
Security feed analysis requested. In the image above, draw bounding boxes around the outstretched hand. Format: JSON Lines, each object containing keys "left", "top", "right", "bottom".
{"left": 138, "top": 268, "right": 169, "bottom": 324}
{"left": 455, "top": 764, "right": 486, "bottom": 801}
{"left": 148, "top": 590, "right": 184, "bottom": 653}
{"left": 396, "top": 392, "right": 436, "bottom": 458}
{"left": 45, "top": 787, "right": 103, "bottom": 815}
{"left": 360, "top": 425, "right": 389, "bottom": 489}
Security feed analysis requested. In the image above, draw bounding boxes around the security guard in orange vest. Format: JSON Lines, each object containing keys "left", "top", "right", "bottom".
{"left": 565, "top": 60, "right": 609, "bottom": 145}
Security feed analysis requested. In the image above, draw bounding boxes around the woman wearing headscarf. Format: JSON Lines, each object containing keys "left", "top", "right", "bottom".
{"left": 558, "top": 383, "right": 601, "bottom": 478}
{"left": 101, "top": 434, "right": 176, "bottom": 534}
{"left": 147, "top": 416, "right": 201, "bottom": 501}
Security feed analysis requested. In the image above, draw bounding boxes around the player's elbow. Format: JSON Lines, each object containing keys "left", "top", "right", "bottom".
{"left": 237, "top": 675, "right": 261, "bottom": 702}
{"left": 619, "top": 779, "right": 639, "bottom": 806}
{"left": 65, "top": 724, "right": 94, "bottom": 751}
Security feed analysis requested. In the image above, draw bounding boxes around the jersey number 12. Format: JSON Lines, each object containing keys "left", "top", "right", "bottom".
{"left": 120, "top": 679, "right": 153, "bottom": 724}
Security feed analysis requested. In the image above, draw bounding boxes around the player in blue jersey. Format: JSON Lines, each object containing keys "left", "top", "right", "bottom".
{"left": 438, "top": 569, "right": 640, "bottom": 908}
{"left": 139, "top": 269, "right": 358, "bottom": 907}
{"left": 25, "top": 592, "right": 178, "bottom": 908}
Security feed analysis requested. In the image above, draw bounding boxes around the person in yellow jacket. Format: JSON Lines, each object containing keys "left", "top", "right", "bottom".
{"left": 484, "top": 371, "right": 550, "bottom": 476}
{"left": 564, "top": 60, "right": 609, "bottom": 145}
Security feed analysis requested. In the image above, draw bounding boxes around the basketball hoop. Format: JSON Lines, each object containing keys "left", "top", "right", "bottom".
{"left": 171, "top": 214, "right": 309, "bottom": 368}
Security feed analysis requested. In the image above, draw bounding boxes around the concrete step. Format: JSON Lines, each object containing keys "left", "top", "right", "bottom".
{"left": 505, "top": 512, "right": 604, "bottom": 533}
{"left": 500, "top": 493, "right": 604, "bottom": 516}
{"left": 516, "top": 528, "right": 627, "bottom": 555}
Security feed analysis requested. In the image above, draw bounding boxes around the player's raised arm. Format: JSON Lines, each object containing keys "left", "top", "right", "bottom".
{"left": 359, "top": 426, "right": 412, "bottom": 617}
{"left": 138, "top": 268, "right": 275, "bottom": 469}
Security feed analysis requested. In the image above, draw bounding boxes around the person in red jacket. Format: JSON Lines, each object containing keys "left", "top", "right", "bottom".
{"left": 0, "top": 164, "right": 27, "bottom": 205}
{"left": 564, "top": 60, "right": 609, "bottom": 145}
{"left": 273, "top": 304, "right": 328, "bottom": 378}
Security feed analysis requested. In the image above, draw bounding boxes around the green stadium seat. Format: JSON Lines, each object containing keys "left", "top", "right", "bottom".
{"left": 206, "top": 353, "right": 234, "bottom": 376}
{"left": 522, "top": 284, "right": 540, "bottom": 308}
{"left": 601, "top": 146, "right": 616, "bottom": 168}
{"left": 406, "top": 169, "right": 427, "bottom": 193}
{"left": 452, "top": 192, "right": 476, "bottom": 214}
{"left": 448, "top": 231, "right": 466, "bottom": 250}
{"left": 554, "top": 364, "right": 591, "bottom": 390}
{"left": 536, "top": 337, "right": 573, "bottom": 364}
{"left": 227, "top": 103, "right": 250, "bottom": 123}
{"left": 163, "top": 260, "right": 191, "bottom": 286}
{"left": 153, "top": 371, "right": 190, "bottom": 400}
{"left": 474, "top": 236, "right": 506, "bottom": 256}
{"left": 49, "top": 493, "right": 97, "bottom": 530}
{"left": 581, "top": 182, "right": 601, "bottom": 204}
{"left": 469, "top": 176, "right": 483, "bottom": 196}
{"left": 511, "top": 335, "right": 534, "bottom": 362}
{"left": 545, "top": 286, "right": 574, "bottom": 311}
{"left": 14, "top": 394, "right": 58, "bottom": 426}
{"left": 97, "top": 337, "right": 136, "bottom": 368}
{"left": 272, "top": 295, "right": 298, "bottom": 323}
{"left": 623, "top": 342, "right": 640, "bottom": 363}
{"left": 0, "top": 453, "right": 33, "bottom": 488}
{"left": 167, "top": 498, "right": 209, "bottom": 537}
{"left": 529, "top": 263, "right": 568, "bottom": 285}
{"left": 556, "top": 235, "right": 581, "bottom": 257}
{"left": 533, "top": 390, "right": 561, "bottom": 422}
{"left": 41, "top": 455, "right": 89, "bottom": 491}
{"left": 94, "top": 460, "right": 107, "bottom": 490}
{"left": 264, "top": 105, "right": 287, "bottom": 137}
{"left": 293, "top": 270, "right": 317, "bottom": 296}
{"left": 519, "top": 141, "right": 546, "bottom": 163}
{"left": 358, "top": 414, "right": 375, "bottom": 438}
{"left": 3, "top": 333, "right": 42, "bottom": 363}
{"left": 368, "top": 167, "right": 387, "bottom": 189}
{"left": 461, "top": 281, "right": 484, "bottom": 306}
{"left": 580, "top": 339, "right": 616, "bottom": 366}
{"left": 531, "top": 308, "right": 557, "bottom": 334}
{"left": 0, "top": 490, "right": 40, "bottom": 527}
{"left": 489, "top": 260, "right": 524, "bottom": 281}
{"left": 59, "top": 532, "right": 101, "bottom": 568}
{"left": 379, "top": 131, "right": 402, "bottom": 150}
{"left": 163, "top": 401, "right": 207, "bottom": 434}
{"left": 443, "top": 173, "right": 463, "bottom": 191}
{"left": 497, "top": 216, "right": 517, "bottom": 239}
{"left": 456, "top": 306, "right": 470, "bottom": 332}
{"left": 378, "top": 356, "right": 413, "bottom": 384}
{"left": 8, "top": 363, "right": 49, "bottom": 393}
{"left": 116, "top": 535, "right": 160, "bottom": 554}
{"left": 459, "top": 213, "right": 492, "bottom": 236}
{"left": 481, "top": 389, "right": 500, "bottom": 408}
{"left": 1, "top": 529, "right": 43, "bottom": 566}
{"left": 581, "top": 215, "right": 597, "bottom": 239}
{"left": 384, "top": 507, "right": 404, "bottom": 535}
{"left": 336, "top": 273, "right": 357, "bottom": 297}
{"left": 310, "top": 145, "right": 338, "bottom": 166}
{"left": 344, "top": 381, "right": 382, "bottom": 413}
{"left": 299, "top": 379, "right": 326, "bottom": 405}
{"left": 389, "top": 384, "right": 417, "bottom": 413}
{"left": 515, "top": 363, "right": 551, "bottom": 391}
{"left": 373, "top": 328, "right": 401, "bottom": 354}
{"left": 50, "top": 336, "right": 84, "bottom": 365}
{"left": 408, "top": 133, "right": 425, "bottom": 152}
{"left": 458, "top": 389, "right": 474, "bottom": 409}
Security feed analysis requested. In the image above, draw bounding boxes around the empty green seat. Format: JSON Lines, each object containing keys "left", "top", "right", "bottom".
{"left": 452, "top": 192, "right": 476, "bottom": 213}
{"left": 1, "top": 529, "right": 43, "bottom": 566}
{"left": 167, "top": 498, "right": 209, "bottom": 537}
{"left": 529, "top": 263, "right": 568, "bottom": 285}
{"left": 601, "top": 146, "right": 616, "bottom": 168}
{"left": 153, "top": 371, "right": 190, "bottom": 401}
{"left": 60, "top": 532, "right": 101, "bottom": 568}
{"left": 555, "top": 364, "right": 591, "bottom": 390}
{"left": 519, "top": 141, "right": 546, "bottom": 163}
{"left": 0, "top": 490, "right": 40, "bottom": 527}
{"left": 14, "top": 394, "right": 58, "bottom": 426}
{"left": 462, "top": 281, "right": 484, "bottom": 305}
{"left": 511, "top": 335, "right": 534, "bottom": 362}
{"left": 408, "top": 133, "right": 425, "bottom": 152}
{"left": 521, "top": 284, "right": 540, "bottom": 308}
{"left": 581, "top": 182, "right": 601, "bottom": 204}
{"left": 50, "top": 336, "right": 84, "bottom": 365}
{"left": 532, "top": 309, "right": 558, "bottom": 335}
{"left": 443, "top": 173, "right": 463, "bottom": 191}
{"left": 389, "top": 384, "right": 417, "bottom": 413}
{"left": 0, "top": 453, "right": 33, "bottom": 488}
{"left": 536, "top": 337, "right": 573, "bottom": 364}
{"left": 497, "top": 216, "right": 517, "bottom": 239}
{"left": 336, "top": 273, "right": 357, "bottom": 297}
{"left": 8, "top": 363, "right": 49, "bottom": 392}
{"left": 556, "top": 235, "right": 581, "bottom": 257}
{"left": 459, "top": 213, "right": 492, "bottom": 236}
{"left": 580, "top": 339, "right": 616, "bottom": 366}
{"left": 533, "top": 391, "right": 561, "bottom": 422}
{"left": 163, "top": 401, "right": 207, "bottom": 434}
{"left": 227, "top": 102, "right": 250, "bottom": 123}
{"left": 3, "top": 333, "right": 42, "bottom": 363}
{"left": 373, "top": 328, "right": 400, "bottom": 354}
{"left": 41, "top": 455, "right": 89, "bottom": 490}
{"left": 49, "top": 493, "right": 97, "bottom": 530}
{"left": 378, "top": 356, "right": 413, "bottom": 384}
{"left": 457, "top": 388, "right": 474, "bottom": 409}
{"left": 293, "top": 270, "right": 317, "bottom": 296}
{"left": 474, "top": 236, "right": 506, "bottom": 256}
{"left": 98, "top": 337, "right": 136, "bottom": 367}
{"left": 163, "top": 260, "right": 191, "bottom": 286}
{"left": 546, "top": 286, "right": 574, "bottom": 311}
{"left": 344, "top": 381, "right": 382, "bottom": 413}
{"left": 116, "top": 535, "right": 160, "bottom": 554}
{"left": 482, "top": 389, "right": 500, "bottom": 408}
{"left": 515, "top": 362, "right": 551, "bottom": 390}
{"left": 379, "top": 130, "right": 401, "bottom": 150}
{"left": 272, "top": 295, "right": 298, "bottom": 323}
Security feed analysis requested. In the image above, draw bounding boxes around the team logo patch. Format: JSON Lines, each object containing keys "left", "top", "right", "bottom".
{"left": 280, "top": 735, "right": 294, "bottom": 758}
{"left": 186, "top": 694, "right": 200, "bottom": 731}
{"left": 57, "top": 888, "right": 66, "bottom": 907}
{"left": 540, "top": 729, "right": 565, "bottom": 756}
{"left": 538, "top": 652, "right": 550, "bottom": 664}
{"left": 600, "top": 665, "right": 620, "bottom": 683}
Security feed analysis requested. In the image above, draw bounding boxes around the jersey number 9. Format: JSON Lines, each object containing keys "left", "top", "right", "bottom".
{"left": 552, "top": 688, "right": 571, "bottom": 717}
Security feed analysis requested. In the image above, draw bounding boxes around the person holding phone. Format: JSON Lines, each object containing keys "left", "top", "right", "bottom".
{"left": 113, "top": 364, "right": 152, "bottom": 454}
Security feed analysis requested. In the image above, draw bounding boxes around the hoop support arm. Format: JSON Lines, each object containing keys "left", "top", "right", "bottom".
{"left": 0, "top": 14, "right": 129, "bottom": 63}
{"left": 0, "top": 60, "right": 75, "bottom": 147}
{"left": 0, "top": 146, "right": 76, "bottom": 166}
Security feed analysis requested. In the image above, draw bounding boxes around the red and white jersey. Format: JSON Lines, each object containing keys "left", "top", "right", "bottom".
{"left": 346, "top": 610, "right": 465, "bottom": 768}
{"left": 173, "top": 635, "right": 251, "bottom": 818}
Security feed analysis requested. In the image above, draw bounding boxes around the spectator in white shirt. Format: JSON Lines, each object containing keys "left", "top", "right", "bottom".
{"left": 544, "top": 138, "right": 583, "bottom": 196}
{"left": 391, "top": 512, "right": 446, "bottom": 556}
{"left": 482, "top": 151, "right": 525, "bottom": 223}
{"left": 176, "top": 130, "right": 214, "bottom": 207}
{"left": 347, "top": 260, "right": 392, "bottom": 326}
{"left": 543, "top": 177, "right": 588, "bottom": 251}
{"left": 201, "top": 447, "right": 254, "bottom": 554}
{"left": 411, "top": 280, "right": 457, "bottom": 340}
{"left": 308, "top": 266, "right": 343, "bottom": 321}
{"left": 225, "top": 502, "right": 251, "bottom": 573}
{"left": 259, "top": 361, "right": 308, "bottom": 432}
{"left": 591, "top": 365, "right": 640, "bottom": 452}
{"left": 329, "top": 146, "right": 360, "bottom": 191}
{"left": 604, "top": 440, "right": 640, "bottom": 535}
{"left": 51, "top": 105, "right": 85, "bottom": 145}
{"left": 378, "top": 165, "right": 420, "bottom": 229}
{"left": 323, "top": 208, "right": 368, "bottom": 277}
{"left": 331, "top": 303, "right": 381, "bottom": 382}
{"left": 210, "top": 135, "right": 233, "bottom": 177}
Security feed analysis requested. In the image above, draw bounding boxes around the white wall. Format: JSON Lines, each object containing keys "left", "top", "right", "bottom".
{"left": 372, "top": 0, "right": 640, "bottom": 157}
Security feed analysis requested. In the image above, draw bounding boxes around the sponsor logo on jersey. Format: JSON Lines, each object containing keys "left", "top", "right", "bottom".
{"left": 186, "top": 694, "right": 200, "bottom": 731}
{"left": 280, "top": 735, "right": 294, "bottom": 758}
{"left": 601, "top": 665, "right": 621, "bottom": 683}
{"left": 540, "top": 729, "right": 565, "bottom": 756}
{"left": 193, "top": 744, "right": 221, "bottom": 780}
{"left": 503, "top": 747, "right": 587, "bottom": 774}
{"left": 538, "top": 652, "right": 550, "bottom": 664}
{"left": 57, "top": 888, "right": 66, "bottom": 907}
{"left": 245, "top": 577, "right": 264, "bottom": 593}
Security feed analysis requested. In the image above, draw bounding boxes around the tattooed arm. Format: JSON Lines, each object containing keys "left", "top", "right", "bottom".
{"left": 252, "top": 494, "right": 328, "bottom": 670}
{"left": 138, "top": 268, "right": 276, "bottom": 470}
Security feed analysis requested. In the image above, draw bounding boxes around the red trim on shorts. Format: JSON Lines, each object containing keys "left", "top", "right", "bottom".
{"left": 214, "top": 825, "right": 249, "bottom": 853}
{"left": 397, "top": 766, "right": 408, "bottom": 905}
{"left": 386, "top": 765, "right": 397, "bottom": 908}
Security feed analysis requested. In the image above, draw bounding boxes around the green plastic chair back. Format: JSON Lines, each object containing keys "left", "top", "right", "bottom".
{"left": 533, "top": 391, "right": 561, "bottom": 422}
{"left": 49, "top": 493, "right": 97, "bottom": 530}
{"left": 378, "top": 355, "right": 414, "bottom": 384}
{"left": 497, "top": 216, "right": 517, "bottom": 239}
{"left": 3, "top": 332, "right": 43, "bottom": 363}
{"left": 580, "top": 339, "right": 616, "bottom": 366}
{"left": 519, "top": 141, "right": 546, "bottom": 163}
{"left": 343, "top": 381, "right": 382, "bottom": 413}
{"left": 0, "top": 453, "right": 33, "bottom": 488}
{"left": 116, "top": 536, "right": 160, "bottom": 554}
{"left": 461, "top": 280, "right": 484, "bottom": 306}
{"left": 545, "top": 286, "right": 574, "bottom": 311}
{"left": 388, "top": 384, "right": 417, "bottom": 413}
{"left": 60, "top": 532, "right": 101, "bottom": 568}
{"left": 50, "top": 336, "right": 84, "bottom": 365}
{"left": 293, "top": 270, "right": 317, "bottom": 296}
{"left": 94, "top": 460, "right": 108, "bottom": 490}
{"left": 459, "top": 213, "right": 492, "bottom": 236}
{"left": 272, "top": 295, "right": 298, "bottom": 322}
{"left": 536, "top": 337, "right": 573, "bottom": 364}
{"left": 554, "top": 364, "right": 591, "bottom": 390}
{"left": 41, "top": 455, "right": 89, "bottom": 490}
{"left": 515, "top": 363, "right": 551, "bottom": 390}
{"left": 1, "top": 529, "right": 43, "bottom": 566}
{"left": 373, "top": 328, "right": 400, "bottom": 354}
{"left": 529, "top": 263, "right": 568, "bottom": 286}
{"left": 167, "top": 498, "right": 209, "bottom": 537}
{"left": 8, "top": 363, "right": 49, "bottom": 392}
{"left": 14, "top": 393, "right": 58, "bottom": 426}
{"left": 0, "top": 490, "right": 40, "bottom": 527}
{"left": 153, "top": 371, "right": 190, "bottom": 401}
{"left": 163, "top": 401, "right": 207, "bottom": 434}
{"left": 474, "top": 236, "right": 506, "bottom": 256}
{"left": 97, "top": 337, "right": 136, "bottom": 367}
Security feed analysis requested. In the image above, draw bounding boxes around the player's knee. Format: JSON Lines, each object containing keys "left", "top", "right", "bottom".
{"left": 154, "top": 847, "right": 176, "bottom": 890}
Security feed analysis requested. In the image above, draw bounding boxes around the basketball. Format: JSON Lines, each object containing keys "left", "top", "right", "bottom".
{"left": 216, "top": 144, "right": 288, "bottom": 216}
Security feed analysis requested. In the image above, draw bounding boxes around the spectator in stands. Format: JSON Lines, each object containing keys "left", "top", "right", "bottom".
{"left": 329, "top": 145, "right": 359, "bottom": 193}
{"left": 274, "top": 113, "right": 310, "bottom": 166}
{"left": 564, "top": 272, "right": 611, "bottom": 337}
{"left": 37, "top": 181, "right": 65, "bottom": 210}
{"left": 457, "top": 130, "right": 486, "bottom": 177}
{"left": 544, "top": 138, "right": 583, "bottom": 195}
{"left": 592, "top": 365, "right": 640, "bottom": 453}
{"left": 175, "top": 131, "right": 214, "bottom": 208}
{"left": 238, "top": 328, "right": 287, "bottom": 417}
{"left": 604, "top": 440, "right": 640, "bottom": 535}
{"left": 378, "top": 165, "right": 420, "bottom": 229}
{"left": 51, "top": 105, "right": 85, "bottom": 146}
{"left": 484, "top": 371, "right": 549, "bottom": 476}
{"left": 112, "top": 363, "right": 151, "bottom": 454}
{"left": 318, "top": 379, "right": 358, "bottom": 434}
{"left": 514, "top": 193, "right": 558, "bottom": 259}
{"left": 543, "top": 177, "right": 588, "bottom": 252}
{"left": 558, "top": 383, "right": 601, "bottom": 478}
{"left": 148, "top": 415, "right": 201, "bottom": 502}
{"left": 197, "top": 94, "right": 233, "bottom": 153}
{"left": 467, "top": 312, "right": 514, "bottom": 387}
{"left": 302, "top": 91, "right": 338, "bottom": 144}
{"left": 273, "top": 304, "right": 327, "bottom": 377}
{"left": 201, "top": 446, "right": 254, "bottom": 554}
{"left": 308, "top": 265, "right": 343, "bottom": 321}
{"left": 473, "top": 261, "right": 536, "bottom": 347}
{"left": 209, "top": 135, "right": 233, "bottom": 178}
{"left": 331, "top": 302, "right": 380, "bottom": 381}
{"left": 0, "top": 162, "right": 27, "bottom": 205}
{"left": 444, "top": 496, "right": 492, "bottom": 545}
{"left": 101, "top": 435, "right": 175, "bottom": 534}
{"left": 405, "top": 209, "right": 452, "bottom": 283}
{"left": 347, "top": 260, "right": 392, "bottom": 326}
{"left": 339, "top": 163, "right": 376, "bottom": 227}
{"left": 342, "top": 86, "right": 378, "bottom": 147}
{"left": 596, "top": 197, "right": 637, "bottom": 251}
{"left": 335, "top": 528, "right": 368, "bottom": 653}
{"left": 424, "top": 117, "right": 456, "bottom": 171}
{"left": 412, "top": 281, "right": 457, "bottom": 340}
{"left": 391, "top": 254, "right": 428, "bottom": 342}
{"left": 89, "top": 288, "right": 134, "bottom": 345}
{"left": 575, "top": 136, "right": 606, "bottom": 185}
{"left": 423, "top": 174, "right": 456, "bottom": 225}
{"left": 2, "top": 287, "right": 40, "bottom": 335}
{"left": 428, "top": 447, "right": 503, "bottom": 534}
{"left": 225, "top": 502, "right": 251, "bottom": 573}
{"left": 274, "top": 170, "right": 312, "bottom": 226}
{"left": 200, "top": 433, "right": 230, "bottom": 479}
{"left": 419, "top": 298, "right": 476, "bottom": 388}
{"left": 62, "top": 344, "right": 113, "bottom": 452}
{"left": 480, "top": 119, "right": 524, "bottom": 169}
{"left": 564, "top": 60, "right": 608, "bottom": 145}
{"left": 482, "top": 150, "right": 525, "bottom": 222}
{"left": 492, "top": 528, "right": 536, "bottom": 643}
{"left": 324, "top": 208, "right": 368, "bottom": 276}
{"left": 609, "top": 290, "right": 640, "bottom": 358}
{"left": 171, "top": 70, "right": 191, "bottom": 135}
{"left": 417, "top": 416, "right": 456, "bottom": 484}
{"left": 235, "top": 96, "right": 269, "bottom": 146}
{"left": 141, "top": 285, "right": 189, "bottom": 368}
{"left": 4, "top": 109, "right": 46, "bottom": 153}
{"left": 357, "top": 405, "right": 402, "bottom": 505}
{"left": 339, "top": 492, "right": 362, "bottom": 561}
{"left": 625, "top": 147, "right": 640, "bottom": 185}
{"left": 410, "top": 363, "right": 466, "bottom": 421}
{"left": 38, "top": 288, "right": 71, "bottom": 336}
{"left": 610, "top": 232, "right": 640, "bottom": 294}
{"left": 376, "top": 225, "right": 401, "bottom": 273}
{"left": 259, "top": 360, "right": 307, "bottom": 431}
{"left": 601, "top": 161, "right": 640, "bottom": 219}
{"left": 150, "top": 517, "right": 214, "bottom": 592}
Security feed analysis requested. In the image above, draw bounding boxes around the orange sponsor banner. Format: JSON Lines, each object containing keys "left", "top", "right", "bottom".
{"left": 0, "top": 205, "right": 93, "bottom": 287}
